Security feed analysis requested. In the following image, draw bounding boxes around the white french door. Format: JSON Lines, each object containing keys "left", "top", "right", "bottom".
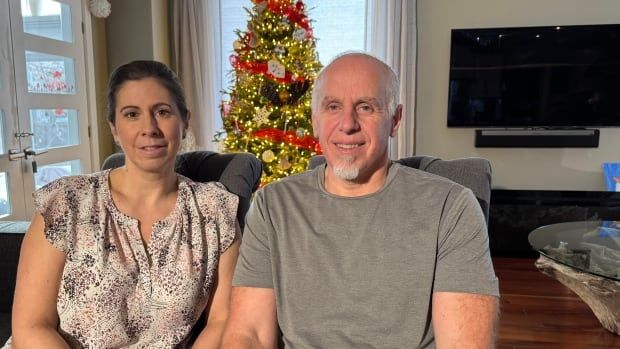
{"left": 0, "top": 0, "right": 91, "bottom": 221}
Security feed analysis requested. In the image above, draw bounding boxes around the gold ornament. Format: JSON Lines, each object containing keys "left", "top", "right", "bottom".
{"left": 278, "top": 156, "right": 291, "bottom": 170}
{"left": 233, "top": 40, "right": 244, "bottom": 50}
{"left": 262, "top": 150, "right": 276, "bottom": 162}
{"left": 296, "top": 128, "right": 305, "bottom": 138}
{"left": 288, "top": 45, "right": 300, "bottom": 55}
{"left": 278, "top": 90, "right": 290, "bottom": 103}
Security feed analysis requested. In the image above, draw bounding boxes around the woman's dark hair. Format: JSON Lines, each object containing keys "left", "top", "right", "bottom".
{"left": 106, "top": 60, "right": 189, "bottom": 124}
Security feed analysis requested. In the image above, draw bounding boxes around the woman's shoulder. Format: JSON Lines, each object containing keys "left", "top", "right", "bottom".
{"left": 179, "top": 176, "right": 231, "bottom": 196}
{"left": 179, "top": 177, "right": 238, "bottom": 211}
{"left": 36, "top": 171, "right": 106, "bottom": 197}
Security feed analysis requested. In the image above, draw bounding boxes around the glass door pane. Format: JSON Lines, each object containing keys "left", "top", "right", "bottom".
{"left": 25, "top": 50, "right": 76, "bottom": 94}
{"left": 30, "top": 108, "right": 79, "bottom": 150}
{"left": 21, "top": 0, "right": 73, "bottom": 43}
{"left": 0, "top": 110, "right": 6, "bottom": 154}
{"left": 35, "top": 159, "right": 81, "bottom": 189}
{"left": 0, "top": 172, "right": 10, "bottom": 217}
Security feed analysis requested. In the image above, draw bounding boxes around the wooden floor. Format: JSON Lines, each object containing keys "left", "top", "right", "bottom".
{"left": 494, "top": 257, "right": 620, "bottom": 348}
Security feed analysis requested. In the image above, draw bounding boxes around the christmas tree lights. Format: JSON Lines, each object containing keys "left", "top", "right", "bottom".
{"left": 217, "top": 0, "right": 322, "bottom": 186}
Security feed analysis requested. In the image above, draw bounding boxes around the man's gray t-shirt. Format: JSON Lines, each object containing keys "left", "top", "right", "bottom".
{"left": 233, "top": 163, "right": 499, "bottom": 348}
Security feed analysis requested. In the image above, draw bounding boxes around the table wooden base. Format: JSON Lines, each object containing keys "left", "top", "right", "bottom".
{"left": 535, "top": 255, "right": 620, "bottom": 335}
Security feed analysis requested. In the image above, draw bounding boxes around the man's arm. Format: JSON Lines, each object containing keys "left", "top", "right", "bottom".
{"left": 432, "top": 291, "right": 499, "bottom": 349}
{"left": 220, "top": 286, "right": 279, "bottom": 349}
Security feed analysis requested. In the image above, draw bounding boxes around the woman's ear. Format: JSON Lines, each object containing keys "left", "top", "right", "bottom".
{"left": 109, "top": 122, "right": 119, "bottom": 145}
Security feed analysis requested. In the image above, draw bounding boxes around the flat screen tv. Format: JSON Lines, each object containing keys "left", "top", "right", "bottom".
{"left": 448, "top": 24, "right": 620, "bottom": 127}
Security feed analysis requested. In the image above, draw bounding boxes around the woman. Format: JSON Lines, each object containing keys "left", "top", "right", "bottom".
{"left": 6, "top": 61, "right": 240, "bottom": 348}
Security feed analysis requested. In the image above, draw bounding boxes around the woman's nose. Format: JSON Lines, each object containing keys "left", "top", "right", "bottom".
{"left": 141, "top": 115, "right": 161, "bottom": 136}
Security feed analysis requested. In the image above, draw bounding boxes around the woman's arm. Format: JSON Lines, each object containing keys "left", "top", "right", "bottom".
{"left": 192, "top": 235, "right": 241, "bottom": 348}
{"left": 11, "top": 213, "right": 69, "bottom": 349}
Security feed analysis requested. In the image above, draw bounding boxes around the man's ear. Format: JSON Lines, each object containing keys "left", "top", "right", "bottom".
{"left": 311, "top": 114, "right": 319, "bottom": 138}
{"left": 390, "top": 104, "right": 403, "bottom": 137}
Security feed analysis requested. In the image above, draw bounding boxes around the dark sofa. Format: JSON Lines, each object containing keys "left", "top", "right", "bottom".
{"left": 0, "top": 222, "right": 28, "bottom": 343}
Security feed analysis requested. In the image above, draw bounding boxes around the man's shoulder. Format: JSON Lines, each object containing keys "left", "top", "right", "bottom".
{"left": 392, "top": 163, "right": 462, "bottom": 189}
{"left": 261, "top": 168, "right": 318, "bottom": 194}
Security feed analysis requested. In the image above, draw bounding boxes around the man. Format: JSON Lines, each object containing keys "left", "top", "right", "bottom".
{"left": 222, "top": 52, "right": 500, "bottom": 348}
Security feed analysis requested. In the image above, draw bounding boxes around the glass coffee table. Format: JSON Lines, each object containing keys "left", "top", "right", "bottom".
{"left": 529, "top": 221, "right": 620, "bottom": 335}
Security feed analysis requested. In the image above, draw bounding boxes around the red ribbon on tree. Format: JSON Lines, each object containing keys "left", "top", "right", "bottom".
{"left": 252, "top": 0, "right": 312, "bottom": 33}
{"left": 253, "top": 127, "right": 322, "bottom": 153}
{"left": 230, "top": 55, "right": 306, "bottom": 84}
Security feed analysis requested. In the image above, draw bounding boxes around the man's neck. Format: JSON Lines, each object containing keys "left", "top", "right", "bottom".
{"left": 324, "top": 161, "right": 392, "bottom": 197}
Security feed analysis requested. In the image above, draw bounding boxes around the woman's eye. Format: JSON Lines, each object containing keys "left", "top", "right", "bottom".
{"left": 124, "top": 111, "right": 138, "bottom": 118}
{"left": 156, "top": 109, "right": 171, "bottom": 117}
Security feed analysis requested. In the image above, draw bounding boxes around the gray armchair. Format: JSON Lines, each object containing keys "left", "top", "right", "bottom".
{"left": 308, "top": 155, "right": 492, "bottom": 223}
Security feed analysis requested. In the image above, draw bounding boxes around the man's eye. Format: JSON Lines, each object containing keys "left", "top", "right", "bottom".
{"left": 326, "top": 103, "right": 340, "bottom": 111}
{"left": 357, "top": 104, "right": 373, "bottom": 113}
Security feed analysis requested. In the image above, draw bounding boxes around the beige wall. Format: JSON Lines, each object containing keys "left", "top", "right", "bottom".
{"left": 91, "top": 0, "right": 170, "bottom": 164}
{"left": 105, "top": 0, "right": 151, "bottom": 71}
{"left": 415, "top": 0, "right": 620, "bottom": 191}
{"left": 91, "top": 16, "right": 114, "bottom": 164}
{"left": 105, "top": 0, "right": 170, "bottom": 72}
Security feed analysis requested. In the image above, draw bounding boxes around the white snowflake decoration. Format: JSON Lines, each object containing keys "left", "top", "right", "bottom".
{"left": 89, "top": 0, "right": 111, "bottom": 18}
{"left": 254, "top": 107, "right": 271, "bottom": 126}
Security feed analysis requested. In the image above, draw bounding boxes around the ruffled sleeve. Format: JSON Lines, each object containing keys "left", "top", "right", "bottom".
{"left": 33, "top": 175, "right": 97, "bottom": 253}
{"left": 191, "top": 181, "right": 239, "bottom": 254}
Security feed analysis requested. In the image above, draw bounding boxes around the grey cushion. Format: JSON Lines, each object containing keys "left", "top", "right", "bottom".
{"left": 102, "top": 151, "right": 262, "bottom": 230}
{"left": 308, "top": 155, "right": 492, "bottom": 223}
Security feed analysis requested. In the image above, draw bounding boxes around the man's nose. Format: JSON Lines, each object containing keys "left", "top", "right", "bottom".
{"left": 338, "top": 107, "right": 360, "bottom": 134}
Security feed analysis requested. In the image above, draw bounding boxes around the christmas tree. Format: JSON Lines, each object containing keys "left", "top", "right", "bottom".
{"left": 217, "top": 0, "right": 322, "bottom": 186}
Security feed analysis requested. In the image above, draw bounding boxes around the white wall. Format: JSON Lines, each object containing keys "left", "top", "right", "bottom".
{"left": 415, "top": 0, "right": 620, "bottom": 191}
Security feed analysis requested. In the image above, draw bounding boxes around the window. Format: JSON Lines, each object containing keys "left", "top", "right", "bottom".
{"left": 218, "top": 0, "right": 367, "bottom": 110}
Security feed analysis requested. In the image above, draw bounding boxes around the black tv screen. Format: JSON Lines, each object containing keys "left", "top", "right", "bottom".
{"left": 448, "top": 24, "right": 620, "bottom": 127}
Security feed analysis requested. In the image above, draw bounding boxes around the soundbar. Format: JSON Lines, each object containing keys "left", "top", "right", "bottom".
{"left": 475, "top": 129, "right": 600, "bottom": 148}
